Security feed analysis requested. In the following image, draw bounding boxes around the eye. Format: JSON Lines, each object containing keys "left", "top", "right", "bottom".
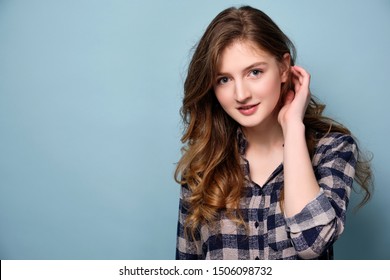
{"left": 249, "top": 69, "right": 262, "bottom": 77}
{"left": 217, "top": 76, "right": 230, "bottom": 85}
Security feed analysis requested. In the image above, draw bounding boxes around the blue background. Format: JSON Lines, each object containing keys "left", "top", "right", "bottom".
{"left": 0, "top": 0, "right": 389, "bottom": 260}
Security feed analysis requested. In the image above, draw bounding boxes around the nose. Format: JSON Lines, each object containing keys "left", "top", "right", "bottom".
{"left": 234, "top": 80, "right": 251, "bottom": 103}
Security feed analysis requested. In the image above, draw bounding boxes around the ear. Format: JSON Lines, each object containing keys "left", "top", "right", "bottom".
{"left": 280, "top": 53, "right": 291, "bottom": 83}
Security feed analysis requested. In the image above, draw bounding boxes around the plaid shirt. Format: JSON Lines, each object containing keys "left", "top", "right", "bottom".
{"left": 176, "top": 131, "right": 357, "bottom": 259}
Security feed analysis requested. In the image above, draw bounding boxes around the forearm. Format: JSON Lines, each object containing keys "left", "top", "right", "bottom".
{"left": 282, "top": 122, "right": 320, "bottom": 217}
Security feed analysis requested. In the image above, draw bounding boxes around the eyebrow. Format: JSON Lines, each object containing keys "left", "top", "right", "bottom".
{"left": 216, "top": 62, "right": 268, "bottom": 76}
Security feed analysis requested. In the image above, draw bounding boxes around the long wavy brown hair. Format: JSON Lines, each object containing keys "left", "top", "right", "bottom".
{"left": 175, "top": 6, "right": 373, "bottom": 235}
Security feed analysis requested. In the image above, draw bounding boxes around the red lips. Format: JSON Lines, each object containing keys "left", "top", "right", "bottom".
{"left": 238, "top": 103, "right": 260, "bottom": 115}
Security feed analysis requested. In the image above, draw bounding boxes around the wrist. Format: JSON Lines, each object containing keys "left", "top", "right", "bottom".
{"left": 282, "top": 121, "right": 305, "bottom": 138}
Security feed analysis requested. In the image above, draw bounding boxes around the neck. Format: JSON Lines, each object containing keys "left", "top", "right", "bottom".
{"left": 241, "top": 116, "right": 284, "bottom": 152}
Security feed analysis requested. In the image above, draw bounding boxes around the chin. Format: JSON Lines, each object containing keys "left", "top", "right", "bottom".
{"left": 237, "top": 120, "right": 264, "bottom": 128}
{"left": 234, "top": 114, "right": 276, "bottom": 129}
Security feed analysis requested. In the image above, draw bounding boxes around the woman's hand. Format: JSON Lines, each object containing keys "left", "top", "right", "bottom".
{"left": 278, "top": 65, "right": 311, "bottom": 132}
{"left": 279, "top": 66, "right": 320, "bottom": 218}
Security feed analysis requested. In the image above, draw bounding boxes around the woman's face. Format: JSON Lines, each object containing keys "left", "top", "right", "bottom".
{"left": 213, "top": 40, "right": 289, "bottom": 130}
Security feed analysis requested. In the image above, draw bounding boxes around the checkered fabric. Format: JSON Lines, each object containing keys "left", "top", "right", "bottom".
{"left": 176, "top": 131, "right": 357, "bottom": 260}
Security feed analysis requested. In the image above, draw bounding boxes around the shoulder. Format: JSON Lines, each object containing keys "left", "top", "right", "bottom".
{"left": 316, "top": 132, "right": 356, "bottom": 150}
{"left": 312, "top": 132, "right": 358, "bottom": 165}
{"left": 179, "top": 183, "right": 192, "bottom": 200}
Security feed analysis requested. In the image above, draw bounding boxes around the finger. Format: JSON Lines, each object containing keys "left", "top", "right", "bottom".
{"left": 292, "top": 66, "right": 310, "bottom": 87}
{"left": 291, "top": 69, "right": 301, "bottom": 91}
{"left": 290, "top": 67, "right": 311, "bottom": 105}
{"left": 290, "top": 68, "right": 302, "bottom": 92}
{"left": 283, "top": 90, "right": 295, "bottom": 105}
{"left": 292, "top": 65, "right": 309, "bottom": 76}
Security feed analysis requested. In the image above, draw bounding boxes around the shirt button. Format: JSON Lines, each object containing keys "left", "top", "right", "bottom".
{"left": 254, "top": 221, "right": 259, "bottom": 228}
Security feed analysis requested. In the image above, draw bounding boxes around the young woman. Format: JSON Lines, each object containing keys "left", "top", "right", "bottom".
{"left": 175, "top": 5, "right": 372, "bottom": 260}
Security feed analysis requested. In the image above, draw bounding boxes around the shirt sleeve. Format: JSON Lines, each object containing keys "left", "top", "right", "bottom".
{"left": 284, "top": 133, "right": 358, "bottom": 259}
{"left": 176, "top": 184, "right": 203, "bottom": 259}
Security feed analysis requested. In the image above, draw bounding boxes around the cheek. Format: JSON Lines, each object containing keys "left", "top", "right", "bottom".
{"left": 214, "top": 89, "right": 231, "bottom": 107}
{"left": 249, "top": 78, "right": 281, "bottom": 99}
